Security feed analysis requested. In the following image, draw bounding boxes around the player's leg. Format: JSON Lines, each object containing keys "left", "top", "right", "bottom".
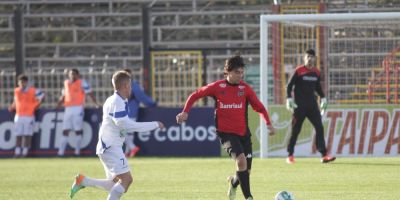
{"left": 307, "top": 108, "right": 336, "bottom": 163}
{"left": 73, "top": 108, "right": 84, "bottom": 156}
{"left": 14, "top": 136, "right": 23, "bottom": 157}
{"left": 22, "top": 136, "right": 32, "bottom": 157}
{"left": 74, "top": 130, "right": 83, "bottom": 156}
{"left": 58, "top": 129, "right": 70, "bottom": 156}
{"left": 98, "top": 146, "right": 131, "bottom": 200}
{"left": 59, "top": 109, "right": 73, "bottom": 156}
{"left": 70, "top": 146, "right": 128, "bottom": 199}
{"left": 218, "top": 132, "right": 252, "bottom": 199}
{"left": 69, "top": 173, "right": 116, "bottom": 199}
{"left": 307, "top": 107, "right": 327, "bottom": 155}
{"left": 13, "top": 116, "right": 24, "bottom": 157}
{"left": 218, "top": 132, "right": 240, "bottom": 199}
{"left": 107, "top": 172, "right": 133, "bottom": 200}
{"left": 235, "top": 132, "right": 253, "bottom": 200}
{"left": 287, "top": 108, "right": 306, "bottom": 162}
{"left": 22, "top": 117, "right": 34, "bottom": 157}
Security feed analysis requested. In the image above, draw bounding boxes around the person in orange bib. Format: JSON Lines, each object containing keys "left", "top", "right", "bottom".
{"left": 56, "top": 68, "right": 100, "bottom": 157}
{"left": 8, "top": 74, "right": 44, "bottom": 158}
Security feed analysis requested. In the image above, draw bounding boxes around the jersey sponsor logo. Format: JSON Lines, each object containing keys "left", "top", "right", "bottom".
{"left": 302, "top": 76, "right": 318, "bottom": 81}
{"left": 219, "top": 83, "right": 226, "bottom": 88}
{"left": 219, "top": 102, "right": 243, "bottom": 109}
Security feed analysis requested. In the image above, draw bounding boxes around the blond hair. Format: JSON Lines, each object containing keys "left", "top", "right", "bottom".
{"left": 112, "top": 71, "right": 131, "bottom": 90}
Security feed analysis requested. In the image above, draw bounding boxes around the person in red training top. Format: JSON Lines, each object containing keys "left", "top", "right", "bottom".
{"left": 176, "top": 54, "right": 275, "bottom": 200}
{"left": 286, "top": 49, "right": 336, "bottom": 164}
{"left": 56, "top": 68, "right": 101, "bottom": 157}
{"left": 9, "top": 74, "right": 44, "bottom": 158}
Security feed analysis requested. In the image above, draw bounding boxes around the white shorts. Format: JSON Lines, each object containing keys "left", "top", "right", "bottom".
{"left": 14, "top": 116, "right": 35, "bottom": 136}
{"left": 62, "top": 106, "right": 84, "bottom": 131}
{"left": 98, "top": 146, "right": 130, "bottom": 179}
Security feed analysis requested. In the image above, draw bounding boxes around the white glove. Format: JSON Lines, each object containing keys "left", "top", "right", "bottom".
{"left": 286, "top": 98, "right": 297, "bottom": 113}
{"left": 320, "top": 98, "right": 328, "bottom": 115}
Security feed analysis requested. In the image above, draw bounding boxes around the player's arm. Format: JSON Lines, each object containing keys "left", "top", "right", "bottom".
{"left": 88, "top": 92, "right": 101, "bottom": 107}
{"left": 286, "top": 70, "right": 298, "bottom": 98}
{"left": 82, "top": 79, "right": 101, "bottom": 107}
{"left": 56, "top": 94, "right": 64, "bottom": 109}
{"left": 131, "top": 81, "right": 156, "bottom": 107}
{"left": 34, "top": 89, "right": 45, "bottom": 110}
{"left": 315, "top": 75, "right": 325, "bottom": 98}
{"left": 247, "top": 86, "right": 275, "bottom": 135}
{"left": 109, "top": 102, "right": 163, "bottom": 132}
{"left": 176, "top": 83, "right": 215, "bottom": 124}
{"left": 286, "top": 70, "right": 298, "bottom": 112}
{"left": 316, "top": 74, "right": 327, "bottom": 114}
{"left": 8, "top": 100, "right": 16, "bottom": 112}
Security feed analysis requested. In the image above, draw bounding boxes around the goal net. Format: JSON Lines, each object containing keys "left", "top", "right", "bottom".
{"left": 259, "top": 13, "right": 400, "bottom": 158}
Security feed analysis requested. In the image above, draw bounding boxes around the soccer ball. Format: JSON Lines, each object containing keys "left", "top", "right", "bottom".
{"left": 274, "top": 191, "right": 294, "bottom": 200}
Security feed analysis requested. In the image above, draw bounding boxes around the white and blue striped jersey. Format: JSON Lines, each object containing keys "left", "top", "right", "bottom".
{"left": 96, "top": 92, "right": 159, "bottom": 154}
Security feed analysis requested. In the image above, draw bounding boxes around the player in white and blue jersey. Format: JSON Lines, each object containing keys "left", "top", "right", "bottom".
{"left": 69, "top": 70, "right": 164, "bottom": 200}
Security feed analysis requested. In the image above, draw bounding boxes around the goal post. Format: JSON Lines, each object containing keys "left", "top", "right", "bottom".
{"left": 260, "top": 12, "right": 400, "bottom": 158}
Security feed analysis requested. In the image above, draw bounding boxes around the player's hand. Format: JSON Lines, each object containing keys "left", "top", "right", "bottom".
{"left": 55, "top": 102, "right": 62, "bottom": 110}
{"left": 320, "top": 98, "right": 328, "bottom": 115}
{"left": 286, "top": 98, "right": 297, "bottom": 113}
{"left": 157, "top": 121, "right": 165, "bottom": 130}
{"left": 176, "top": 112, "right": 188, "bottom": 124}
{"left": 267, "top": 125, "right": 276, "bottom": 136}
{"left": 8, "top": 104, "right": 15, "bottom": 112}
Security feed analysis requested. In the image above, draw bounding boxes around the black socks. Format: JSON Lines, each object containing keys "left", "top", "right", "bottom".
{"left": 236, "top": 170, "right": 252, "bottom": 198}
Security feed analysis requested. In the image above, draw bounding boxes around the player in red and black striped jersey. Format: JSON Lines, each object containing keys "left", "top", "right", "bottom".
{"left": 176, "top": 55, "right": 275, "bottom": 200}
{"left": 286, "top": 49, "right": 336, "bottom": 164}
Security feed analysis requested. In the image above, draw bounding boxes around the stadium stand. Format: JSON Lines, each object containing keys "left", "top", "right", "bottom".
{"left": 0, "top": 0, "right": 399, "bottom": 108}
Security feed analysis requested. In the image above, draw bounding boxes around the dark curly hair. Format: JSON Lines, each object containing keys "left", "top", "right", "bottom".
{"left": 17, "top": 74, "right": 28, "bottom": 82}
{"left": 224, "top": 54, "right": 246, "bottom": 73}
{"left": 305, "top": 49, "right": 315, "bottom": 56}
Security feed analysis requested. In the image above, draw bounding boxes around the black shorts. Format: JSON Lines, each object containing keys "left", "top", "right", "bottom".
{"left": 217, "top": 131, "right": 253, "bottom": 169}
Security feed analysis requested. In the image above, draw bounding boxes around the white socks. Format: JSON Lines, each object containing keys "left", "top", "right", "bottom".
{"left": 58, "top": 135, "right": 68, "bottom": 156}
{"left": 107, "top": 182, "right": 125, "bottom": 200}
{"left": 75, "top": 135, "right": 82, "bottom": 156}
{"left": 22, "top": 147, "right": 28, "bottom": 157}
{"left": 14, "top": 147, "right": 21, "bottom": 156}
{"left": 83, "top": 177, "right": 115, "bottom": 192}
{"left": 80, "top": 177, "right": 127, "bottom": 200}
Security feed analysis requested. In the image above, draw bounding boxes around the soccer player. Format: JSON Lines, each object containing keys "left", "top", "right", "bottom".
{"left": 123, "top": 68, "right": 157, "bottom": 157}
{"left": 8, "top": 74, "right": 44, "bottom": 157}
{"left": 56, "top": 68, "right": 100, "bottom": 157}
{"left": 285, "top": 49, "right": 336, "bottom": 164}
{"left": 176, "top": 55, "right": 275, "bottom": 200}
{"left": 69, "top": 70, "right": 164, "bottom": 200}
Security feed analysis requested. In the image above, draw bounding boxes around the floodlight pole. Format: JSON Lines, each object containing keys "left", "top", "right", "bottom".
{"left": 14, "top": 6, "right": 25, "bottom": 82}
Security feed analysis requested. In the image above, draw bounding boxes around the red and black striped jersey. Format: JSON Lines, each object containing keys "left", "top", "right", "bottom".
{"left": 182, "top": 79, "right": 271, "bottom": 136}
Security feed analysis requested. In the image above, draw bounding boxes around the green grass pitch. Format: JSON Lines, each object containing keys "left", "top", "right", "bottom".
{"left": 1, "top": 157, "right": 399, "bottom": 199}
